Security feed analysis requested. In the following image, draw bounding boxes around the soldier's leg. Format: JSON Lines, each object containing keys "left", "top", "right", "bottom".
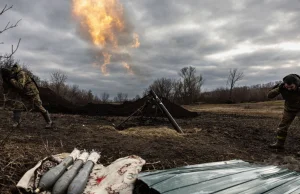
{"left": 269, "top": 110, "right": 296, "bottom": 149}
{"left": 31, "top": 95, "right": 53, "bottom": 129}
{"left": 277, "top": 110, "right": 296, "bottom": 139}
{"left": 11, "top": 95, "right": 25, "bottom": 128}
{"left": 12, "top": 110, "right": 22, "bottom": 127}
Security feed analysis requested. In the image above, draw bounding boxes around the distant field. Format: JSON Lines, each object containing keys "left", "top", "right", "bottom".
{"left": 183, "top": 100, "right": 285, "bottom": 117}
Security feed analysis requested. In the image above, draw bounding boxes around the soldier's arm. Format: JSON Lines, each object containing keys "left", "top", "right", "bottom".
{"left": 10, "top": 71, "right": 26, "bottom": 90}
{"left": 267, "top": 87, "right": 281, "bottom": 99}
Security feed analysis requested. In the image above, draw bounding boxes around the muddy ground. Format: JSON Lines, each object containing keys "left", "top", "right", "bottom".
{"left": 1, "top": 109, "right": 300, "bottom": 193}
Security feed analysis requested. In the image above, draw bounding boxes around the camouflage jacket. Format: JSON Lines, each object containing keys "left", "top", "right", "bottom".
{"left": 9, "top": 70, "right": 39, "bottom": 96}
{"left": 268, "top": 84, "right": 300, "bottom": 112}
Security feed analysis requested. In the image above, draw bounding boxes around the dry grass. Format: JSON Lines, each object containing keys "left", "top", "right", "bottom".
{"left": 183, "top": 100, "right": 284, "bottom": 117}
{"left": 118, "top": 126, "right": 184, "bottom": 138}
{"left": 0, "top": 140, "right": 63, "bottom": 194}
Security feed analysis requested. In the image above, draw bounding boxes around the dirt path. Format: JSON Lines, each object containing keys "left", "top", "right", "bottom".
{"left": 1, "top": 110, "right": 300, "bottom": 193}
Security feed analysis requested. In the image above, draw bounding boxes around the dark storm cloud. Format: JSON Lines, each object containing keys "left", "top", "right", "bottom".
{"left": 233, "top": 49, "right": 300, "bottom": 67}
{"left": 1, "top": 0, "right": 300, "bottom": 98}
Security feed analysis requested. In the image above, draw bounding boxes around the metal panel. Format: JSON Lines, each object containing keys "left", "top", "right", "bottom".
{"left": 138, "top": 160, "right": 300, "bottom": 194}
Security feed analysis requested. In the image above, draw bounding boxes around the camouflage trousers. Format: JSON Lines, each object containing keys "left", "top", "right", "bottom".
{"left": 26, "top": 94, "right": 47, "bottom": 114}
{"left": 8, "top": 93, "right": 47, "bottom": 114}
{"left": 276, "top": 110, "right": 299, "bottom": 141}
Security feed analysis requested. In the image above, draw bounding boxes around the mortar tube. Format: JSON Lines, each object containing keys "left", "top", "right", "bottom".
{"left": 149, "top": 90, "right": 183, "bottom": 133}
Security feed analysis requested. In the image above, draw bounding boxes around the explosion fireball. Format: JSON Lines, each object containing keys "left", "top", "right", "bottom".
{"left": 72, "top": 0, "right": 139, "bottom": 75}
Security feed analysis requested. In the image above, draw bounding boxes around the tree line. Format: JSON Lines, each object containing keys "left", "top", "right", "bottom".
{"left": 145, "top": 66, "right": 204, "bottom": 105}
{"left": 146, "top": 67, "right": 282, "bottom": 104}
{"left": 199, "top": 82, "right": 282, "bottom": 104}
{"left": 0, "top": 57, "right": 281, "bottom": 105}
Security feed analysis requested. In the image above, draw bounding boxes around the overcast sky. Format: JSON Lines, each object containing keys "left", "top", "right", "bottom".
{"left": 1, "top": 0, "right": 300, "bottom": 98}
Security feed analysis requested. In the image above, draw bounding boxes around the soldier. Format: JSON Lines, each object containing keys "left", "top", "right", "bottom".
{"left": 7, "top": 64, "right": 53, "bottom": 129}
{"left": 268, "top": 74, "right": 300, "bottom": 150}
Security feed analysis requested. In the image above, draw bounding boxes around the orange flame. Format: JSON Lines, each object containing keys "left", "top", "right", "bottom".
{"left": 72, "top": 0, "right": 124, "bottom": 48}
{"left": 132, "top": 33, "right": 140, "bottom": 48}
{"left": 72, "top": 0, "right": 139, "bottom": 75}
{"left": 122, "top": 62, "right": 134, "bottom": 75}
{"left": 102, "top": 52, "right": 112, "bottom": 75}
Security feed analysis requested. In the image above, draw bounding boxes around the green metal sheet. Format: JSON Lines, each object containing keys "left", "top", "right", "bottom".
{"left": 138, "top": 160, "right": 300, "bottom": 194}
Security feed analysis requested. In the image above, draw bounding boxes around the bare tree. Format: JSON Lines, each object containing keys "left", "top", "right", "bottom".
{"left": 93, "top": 95, "right": 101, "bottom": 103}
{"left": 142, "top": 88, "right": 150, "bottom": 97}
{"left": 71, "top": 84, "right": 79, "bottom": 96}
{"left": 178, "top": 66, "right": 204, "bottom": 104}
{"left": 61, "top": 84, "right": 70, "bottom": 98}
{"left": 114, "top": 92, "right": 128, "bottom": 103}
{"left": 0, "top": 56, "right": 19, "bottom": 69}
{"left": 50, "top": 71, "right": 67, "bottom": 96}
{"left": 227, "top": 68, "right": 244, "bottom": 102}
{"left": 0, "top": 4, "right": 21, "bottom": 60}
{"left": 87, "top": 89, "right": 94, "bottom": 102}
{"left": 39, "top": 80, "right": 50, "bottom": 88}
{"left": 172, "top": 79, "right": 183, "bottom": 103}
{"left": 148, "top": 78, "right": 173, "bottom": 99}
{"left": 71, "top": 85, "right": 80, "bottom": 102}
{"left": 0, "top": 4, "right": 21, "bottom": 96}
{"left": 101, "top": 92, "right": 110, "bottom": 103}
{"left": 133, "top": 94, "right": 141, "bottom": 101}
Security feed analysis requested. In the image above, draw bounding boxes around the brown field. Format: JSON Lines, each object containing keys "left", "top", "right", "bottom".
{"left": 2, "top": 100, "right": 300, "bottom": 193}
{"left": 183, "top": 100, "right": 285, "bottom": 117}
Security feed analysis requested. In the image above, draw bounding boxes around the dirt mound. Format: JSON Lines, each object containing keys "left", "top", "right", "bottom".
{"left": 79, "top": 96, "right": 198, "bottom": 118}
{"left": 38, "top": 87, "right": 76, "bottom": 114}
{"left": 38, "top": 88, "right": 198, "bottom": 118}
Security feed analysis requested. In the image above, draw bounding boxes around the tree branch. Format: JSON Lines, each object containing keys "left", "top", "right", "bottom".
{"left": 0, "top": 4, "right": 13, "bottom": 15}
{"left": 3, "top": 38, "right": 21, "bottom": 59}
{"left": 0, "top": 5, "right": 22, "bottom": 60}
{"left": 0, "top": 19, "right": 22, "bottom": 34}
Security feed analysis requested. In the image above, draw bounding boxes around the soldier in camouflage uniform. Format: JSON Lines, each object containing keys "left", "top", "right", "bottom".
{"left": 8, "top": 64, "right": 53, "bottom": 128}
{"left": 268, "top": 74, "right": 300, "bottom": 150}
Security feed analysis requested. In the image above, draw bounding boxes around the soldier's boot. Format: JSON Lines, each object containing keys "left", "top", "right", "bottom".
{"left": 41, "top": 111, "right": 53, "bottom": 129}
{"left": 12, "top": 110, "right": 21, "bottom": 128}
{"left": 269, "top": 138, "right": 285, "bottom": 150}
